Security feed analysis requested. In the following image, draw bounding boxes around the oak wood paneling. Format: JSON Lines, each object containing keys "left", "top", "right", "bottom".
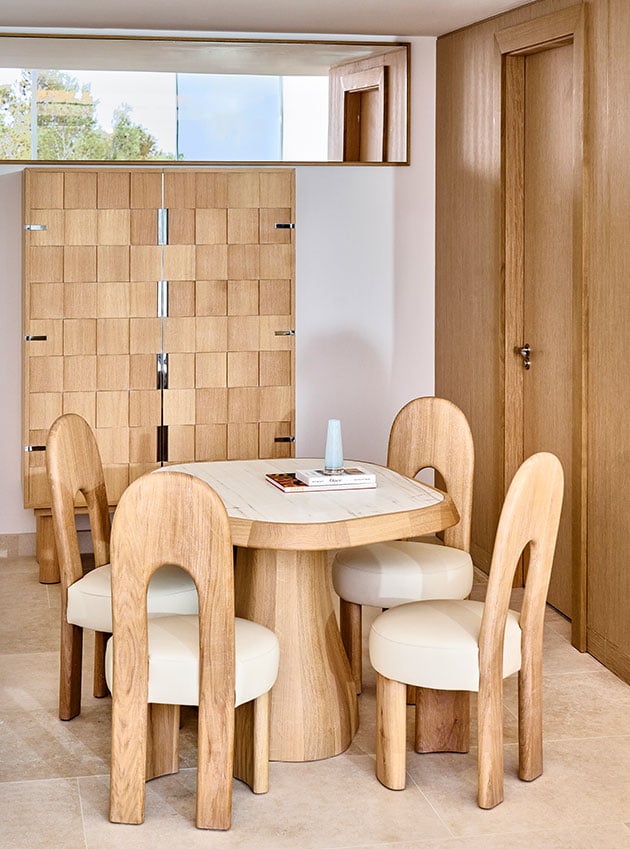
{"left": 436, "top": 0, "right": 630, "bottom": 682}
{"left": 587, "top": 0, "right": 630, "bottom": 681}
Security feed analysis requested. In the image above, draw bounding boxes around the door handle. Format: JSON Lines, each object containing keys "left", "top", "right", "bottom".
{"left": 516, "top": 343, "right": 531, "bottom": 370}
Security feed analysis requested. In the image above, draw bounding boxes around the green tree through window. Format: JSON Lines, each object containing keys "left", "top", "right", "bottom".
{"left": 0, "top": 70, "right": 173, "bottom": 160}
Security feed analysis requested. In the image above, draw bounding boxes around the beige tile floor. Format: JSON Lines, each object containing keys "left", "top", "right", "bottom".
{"left": 2, "top": 556, "right": 630, "bottom": 849}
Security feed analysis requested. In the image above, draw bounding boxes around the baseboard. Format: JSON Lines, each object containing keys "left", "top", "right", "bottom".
{"left": 471, "top": 541, "right": 491, "bottom": 575}
{"left": 587, "top": 627, "right": 630, "bottom": 685}
{"left": 0, "top": 532, "right": 37, "bottom": 558}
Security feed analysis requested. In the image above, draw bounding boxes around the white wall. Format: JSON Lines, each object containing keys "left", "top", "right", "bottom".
{"left": 296, "top": 37, "right": 436, "bottom": 462}
{"left": 0, "top": 36, "right": 435, "bottom": 535}
{"left": 0, "top": 166, "right": 28, "bottom": 534}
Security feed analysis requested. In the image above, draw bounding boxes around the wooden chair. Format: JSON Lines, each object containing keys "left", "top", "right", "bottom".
{"left": 106, "top": 470, "right": 279, "bottom": 830}
{"left": 332, "top": 396, "right": 475, "bottom": 693}
{"left": 46, "top": 413, "right": 199, "bottom": 721}
{"left": 369, "top": 452, "right": 564, "bottom": 809}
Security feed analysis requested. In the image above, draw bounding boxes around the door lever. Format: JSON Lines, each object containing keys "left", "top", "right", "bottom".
{"left": 516, "top": 343, "right": 531, "bottom": 370}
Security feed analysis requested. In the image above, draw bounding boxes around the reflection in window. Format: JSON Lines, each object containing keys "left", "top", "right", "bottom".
{"left": 0, "top": 68, "right": 328, "bottom": 161}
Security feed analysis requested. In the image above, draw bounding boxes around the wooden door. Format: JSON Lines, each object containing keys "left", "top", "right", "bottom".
{"left": 337, "top": 66, "right": 387, "bottom": 162}
{"left": 499, "top": 6, "right": 587, "bottom": 646}
{"left": 521, "top": 45, "right": 574, "bottom": 617}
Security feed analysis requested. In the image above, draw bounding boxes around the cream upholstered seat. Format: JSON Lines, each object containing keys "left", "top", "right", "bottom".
{"left": 332, "top": 396, "right": 474, "bottom": 693}
{"left": 333, "top": 541, "right": 473, "bottom": 609}
{"left": 369, "top": 599, "right": 522, "bottom": 692}
{"left": 107, "top": 470, "right": 279, "bottom": 831}
{"left": 107, "top": 615, "right": 278, "bottom": 709}
{"left": 369, "top": 452, "right": 564, "bottom": 809}
{"left": 46, "top": 413, "right": 199, "bottom": 721}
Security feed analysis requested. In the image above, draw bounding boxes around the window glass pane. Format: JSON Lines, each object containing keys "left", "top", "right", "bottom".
{"left": 177, "top": 74, "right": 282, "bottom": 161}
{"left": 282, "top": 77, "right": 329, "bottom": 161}
{"left": 73, "top": 70, "right": 177, "bottom": 159}
{"left": 0, "top": 67, "right": 329, "bottom": 162}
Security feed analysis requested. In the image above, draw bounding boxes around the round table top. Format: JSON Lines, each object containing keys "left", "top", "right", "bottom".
{"left": 164, "top": 458, "right": 459, "bottom": 551}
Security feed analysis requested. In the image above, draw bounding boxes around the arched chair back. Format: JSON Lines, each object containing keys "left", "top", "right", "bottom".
{"left": 108, "top": 469, "right": 278, "bottom": 830}
{"left": 333, "top": 396, "right": 475, "bottom": 693}
{"left": 387, "top": 395, "right": 474, "bottom": 551}
{"left": 46, "top": 414, "right": 199, "bottom": 721}
{"left": 369, "top": 452, "right": 564, "bottom": 809}
{"left": 477, "top": 450, "right": 565, "bottom": 803}
{"left": 47, "top": 413, "right": 111, "bottom": 719}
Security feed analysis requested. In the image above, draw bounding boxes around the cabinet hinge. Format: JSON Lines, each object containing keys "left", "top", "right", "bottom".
{"left": 156, "top": 352, "right": 169, "bottom": 390}
{"left": 157, "top": 425, "right": 169, "bottom": 463}
{"left": 157, "top": 208, "right": 168, "bottom": 246}
{"left": 157, "top": 279, "right": 169, "bottom": 318}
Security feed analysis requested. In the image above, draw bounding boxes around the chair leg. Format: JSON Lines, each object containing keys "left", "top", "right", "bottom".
{"left": 375, "top": 673, "right": 407, "bottom": 790}
{"left": 110, "top": 703, "right": 148, "bottom": 824}
{"left": 146, "top": 704, "right": 180, "bottom": 781}
{"left": 414, "top": 688, "right": 470, "bottom": 753}
{"left": 234, "top": 691, "right": 270, "bottom": 794}
{"left": 339, "top": 599, "right": 362, "bottom": 694}
{"left": 59, "top": 617, "right": 83, "bottom": 721}
{"left": 518, "top": 664, "right": 543, "bottom": 782}
{"left": 476, "top": 676, "right": 504, "bottom": 809}
{"left": 196, "top": 695, "right": 234, "bottom": 829}
{"left": 93, "top": 631, "right": 110, "bottom": 698}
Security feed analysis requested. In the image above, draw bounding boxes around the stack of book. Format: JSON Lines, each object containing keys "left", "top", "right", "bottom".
{"left": 265, "top": 466, "right": 377, "bottom": 493}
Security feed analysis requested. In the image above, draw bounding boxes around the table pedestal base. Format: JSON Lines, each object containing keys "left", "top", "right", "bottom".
{"left": 235, "top": 547, "right": 359, "bottom": 762}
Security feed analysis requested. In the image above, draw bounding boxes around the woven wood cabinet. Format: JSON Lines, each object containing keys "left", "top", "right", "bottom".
{"left": 22, "top": 168, "right": 295, "bottom": 581}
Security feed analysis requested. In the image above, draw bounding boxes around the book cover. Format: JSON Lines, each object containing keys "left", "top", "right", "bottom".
{"left": 265, "top": 472, "right": 376, "bottom": 493}
{"left": 295, "top": 466, "right": 376, "bottom": 487}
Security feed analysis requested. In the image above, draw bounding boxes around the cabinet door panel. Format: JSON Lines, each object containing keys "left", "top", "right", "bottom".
{"left": 98, "top": 210, "right": 130, "bottom": 245}
{"left": 65, "top": 210, "right": 97, "bottom": 245}
{"left": 65, "top": 173, "right": 97, "bottom": 209}
{"left": 227, "top": 422, "right": 259, "bottom": 459}
{"left": 98, "top": 172, "right": 130, "bottom": 209}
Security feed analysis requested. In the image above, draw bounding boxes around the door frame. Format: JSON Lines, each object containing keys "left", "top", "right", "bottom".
{"left": 340, "top": 65, "right": 387, "bottom": 162}
{"left": 496, "top": 4, "right": 588, "bottom": 649}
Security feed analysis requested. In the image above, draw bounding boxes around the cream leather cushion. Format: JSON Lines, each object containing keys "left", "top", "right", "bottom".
{"left": 105, "top": 615, "right": 279, "bottom": 707}
{"left": 66, "top": 564, "right": 199, "bottom": 633}
{"left": 369, "top": 599, "right": 522, "bottom": 692}
{"left": 332, "top": 541, "right": 474, "bottom": 608}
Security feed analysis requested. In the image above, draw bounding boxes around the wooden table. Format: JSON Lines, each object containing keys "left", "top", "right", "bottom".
{"left": 166, "top": 458, "right": 459, "bottom": 762}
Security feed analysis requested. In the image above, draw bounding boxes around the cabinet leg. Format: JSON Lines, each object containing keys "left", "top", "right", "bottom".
{"left": 36, "top": 514, "right": 60, "bottom": 584}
